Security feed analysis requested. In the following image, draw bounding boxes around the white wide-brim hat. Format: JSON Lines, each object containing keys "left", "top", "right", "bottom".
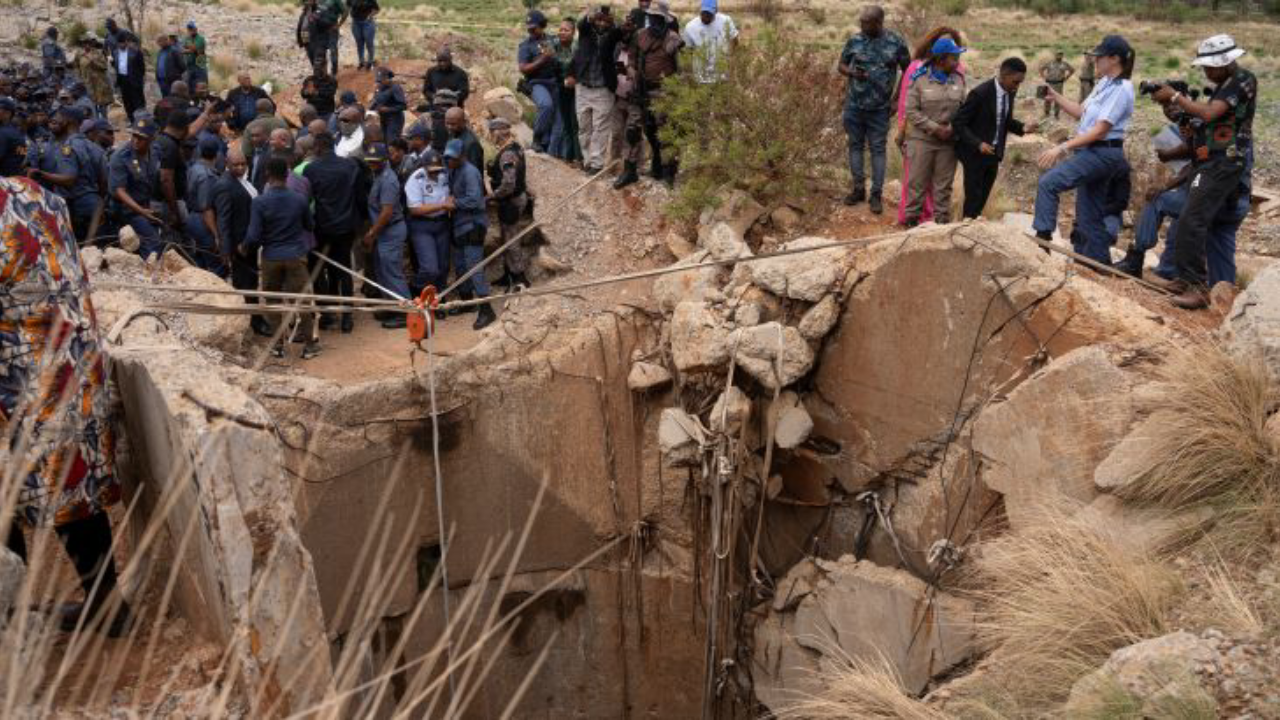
{"left": 1192, "top": 34, "right": 1246, "bottom": 67}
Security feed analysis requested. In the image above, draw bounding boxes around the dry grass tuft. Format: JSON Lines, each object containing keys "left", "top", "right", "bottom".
{"left": 776, "top": 654, "right": 947, "bottom": 720}
{"left": 964, "top": 511, "right": 1181, "bottom": 712}
{"left": 1114, "top": 345, "right": 1280, "bottom": 549}
{"left": 1199, "top": 560, "right": 1264, "bottom": 636}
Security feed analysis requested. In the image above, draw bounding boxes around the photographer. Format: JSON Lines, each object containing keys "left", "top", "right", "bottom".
{"left": 1114, "top": 99, "right": 1192, "bottom": 279}
{"left": 1032, "top": 35, "right": 1134, "bottom": 265}
{"left": 1148, "top": 34, "right": 1255, "bottom": 309}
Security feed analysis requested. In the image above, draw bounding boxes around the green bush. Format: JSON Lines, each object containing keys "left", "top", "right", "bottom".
{"left": 656, "top": 30, "right": 846, "bottom": 220}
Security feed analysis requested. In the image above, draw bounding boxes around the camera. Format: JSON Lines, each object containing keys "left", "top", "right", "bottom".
{"left": 1138, "top": 80, "right": 1202, "bottom": 101}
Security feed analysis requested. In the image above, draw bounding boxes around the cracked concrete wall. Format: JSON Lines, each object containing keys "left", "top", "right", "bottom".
{"left": 112, "top": 345, "right": 333, "bottom": 714}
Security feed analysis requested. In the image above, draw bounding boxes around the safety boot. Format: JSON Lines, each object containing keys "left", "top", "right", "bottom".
{"left": 473, "top": 302, "right": 497, "bottom": 330}
{"left": 613, "top": 161, "right": 639, "bottom": 189}
{"left": 1115, "top": 247, "right": 1144, "bottom": 278}
{"left": 843, "top": 185, "right": 866, "bottom": 206}
{"left": 868, "top": 191, "right": 883, "bottom": 215}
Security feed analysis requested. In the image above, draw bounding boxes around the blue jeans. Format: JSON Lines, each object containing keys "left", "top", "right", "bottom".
{"left": 183, "top": 211, "right": 226, "bottom": 276}
{"left": 352, "top": 19, "right": 376, "bottom": 65}
{"left": 1033, "top": 146, "right": 1127, "bottom": 265}
{"left": 123, "top": 214, "right": 163, "bottom": 259}
{"left": 374, "top": 221, "right": 410, "bottom": 299}
{"left": 186, "top": 66, "right": 208, "bottom": 87}
{"left": 326, "top": 28, "right": 339, "bottom": 77}
{"left": 1136, "top": 185, "right": 1187, "bottom": 279}
{"left": 409, "top": 218, "right": 451, "bottom": 290}
{"left": 1202, "top": 191, "right": 1249, "bottom": 287}
{"left": 529, "top": 81, "right": 562, "bottom": 155}
{"left": 842, "top": 106, "right": 890, "bottom": 194}
{"left": 452, "top": 238, "right": 491, "bottom": 298}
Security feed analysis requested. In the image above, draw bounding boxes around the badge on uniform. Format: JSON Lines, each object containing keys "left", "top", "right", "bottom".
{"left": 62, "top": 145, "right": 72, "bottom": 156}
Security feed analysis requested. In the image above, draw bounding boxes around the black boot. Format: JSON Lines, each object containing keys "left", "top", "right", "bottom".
{"left": 844, "top": 185, "right": 866, "bottom": 206}
{"left": 510, "top": 272, "right": 530, "bottom": 291}
{"left": 473, "top": 302, "right": 497, "bottom": 330}
{"left": 340, "top": 313, "right": 354, "bottom": 334}
{"left": 649, "top": 152, "right": 663, "bottom": 179}
{"left": 663, "top": 161, "right": 678, "bottom": 188}
{"left": 613, "top": 161, "right": 639, "bottom": 189}
{"left": 868, "top": 191, "right": 883, "bottom": 215}
{"left": 1116, "top": 247, "right": 1144, "bottom": 278}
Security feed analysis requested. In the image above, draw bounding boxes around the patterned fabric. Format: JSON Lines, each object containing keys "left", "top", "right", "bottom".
{"left": 0, "top": 177, "right": 118, "bottom": 528}
{"left": 839, "top": 30, "right": 910, "bottom": 112}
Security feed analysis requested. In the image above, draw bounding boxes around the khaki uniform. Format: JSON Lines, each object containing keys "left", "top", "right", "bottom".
{"left": 74, "top": 50, "right": 114, "bottom": 108}
{"left": 1078, "top": 57, "right": 1095, "bottom": 102}
{"left": 1040, "top": 59, "right": 1073, "bottom": 117}
{"left": 904, "top": 69, "right": 966, "bottom": 224}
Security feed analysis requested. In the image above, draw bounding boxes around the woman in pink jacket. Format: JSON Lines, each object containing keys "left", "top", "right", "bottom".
{"left": 896, "top": 27, "right": 966, "bottom": 225}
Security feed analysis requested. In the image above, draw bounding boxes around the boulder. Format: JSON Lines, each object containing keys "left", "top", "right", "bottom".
{"left": 670, "top": 301, "right": 732, "bottom": 373}
{"left": 733, "top": 302, "right": 762, "bottom": 327}
{"left": 710, "top": 386, "right": 751, "bottom": 434}
{"left": 1065, "top": 632, "right": 1220, "bottom": 719}
{"left": 749, "top": 237, "right": 848, "bottom": 301}
{"left": 1223, "top": 262, "right": 1280, "bottom": 374}
{"left": 653, "top": 251, "right": 727, "bottom": 312}
{"left": 774, "top": 403, "right": 813, "bottom": 450}
{"left": 770, "top": 205, "right": 802, "bottom": 231}
{"left": 483, "top": 86, "right": 524, "bottom": 125}
{"left": 753, "top": 556, "right": 977, "bottom": 713}
{"left": 103, "top": 246, "right": 145, "bottom": 273}
{"left": 170, "top": 266, "right": 251, "bottom": 354}
{"left": 698, "top": 189, "right": 766, "bottom": 242}
{"left": 628, "top": 361, "right": 672, "bottom": 392}
{"left": 728, "top": 322, "right": 814, "bottom": 389}
{"left": 973, "top": 347, "right": 1135, "bottom": 531}
{"left": 80, "top": 245, "right": 104, "bottom": 273}
{"left": 659, "top": 407, "right": 706, "bottom": 466}
{"left": 665, "top": 229, "right": 697, "bottom": 260}
{"left": 1093, "top": 415, "right": 1162, "bottom": 493}
{"left": 1075, "top": 495, "right": 1215, "bottom": 555}
{"left": 797, "top": 294, "right": 840, "bottom": 341}
{"left": 702, "top": 222, "right": 753, "bottom": 263}
{"left": 0, "top": 546, "right": 24, "bottom": 624}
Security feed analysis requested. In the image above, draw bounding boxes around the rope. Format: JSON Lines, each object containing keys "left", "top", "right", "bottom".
{"left": 94, "top": 281, "right": 403, "bottom": 306}
{"left": 1023, "top": 232, "right": 1173, "bottom": 295}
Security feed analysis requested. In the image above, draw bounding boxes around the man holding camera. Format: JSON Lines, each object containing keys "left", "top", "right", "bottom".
{"left": 1149, "top": 34, "right": 1255, "bottom": 310}
{"left": 838, "top": 5, "right": 910, "bottom": 213}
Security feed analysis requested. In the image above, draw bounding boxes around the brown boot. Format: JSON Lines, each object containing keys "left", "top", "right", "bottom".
{"left": 1170, "top": 284, "right": 1209, "bottom": 310}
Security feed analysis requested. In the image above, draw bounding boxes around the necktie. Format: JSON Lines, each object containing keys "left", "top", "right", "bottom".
{"left": 995, "top": 90, "right": 1005, "bottom": 147}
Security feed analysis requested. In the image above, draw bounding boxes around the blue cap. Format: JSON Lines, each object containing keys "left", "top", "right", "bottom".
{"left": 0, "top": 97, "right": 15, "bottom": 112}
{"left": 701, "top": 0, "right": 718, "bottom": 12}
{"left": 1088, "top": 35, "right": 1133, "bottom": 60}
{"left": 198, "top": 136, "right": 221, "bottom": 155}
{"left": 130, "top": 116, "right": 158, "bottom": 138}
{"left": 526, "top": 9, "right": 547, "bottom": 27}
{"left": 406, "top": 123, "right": 431, "bottom": 140}
{"left": 186, "top": 20, "right": 197, "bottom": 29}
{"left": 443, "top": 139, "right": 464, "bottom": 159}
{"left": 422, "top": 149, "right": 445, "bottom": 170}
{"left": 92, "top": 118, "right": 113, "bottom": 133}
{"left": 340, "top": 90, "right": 357, "bottom": 104}
{"left": 364, "top": 142, "right": 389, "bottom": 163}
{"left": 931, "top": 37, "right": 967, "bottom": 56}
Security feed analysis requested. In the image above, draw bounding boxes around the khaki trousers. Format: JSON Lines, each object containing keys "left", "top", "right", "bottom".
{"left": 261, "top": 257, "right": 315, "bottom": 341}
{"left": 905, "top": 138, "right": 958, "bottom": 225}
{"left": 575, "top": 85, "right": 615, "bottom": 171}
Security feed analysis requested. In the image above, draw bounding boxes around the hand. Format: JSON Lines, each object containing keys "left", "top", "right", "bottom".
{"left": 1151, "top": 85, "right": 1177, "bottom": 104}
{"left": 1044, "top": 86, "right": 1061, "bottom": 104}
{"left": 25, "top": 168, "right": 42, "bottom": 179}
{"left": 852, "top": 67, "right": 868, "bottom": 80}
{"left": 933, "top": 124, "right": 953, "bottom": 142}
{"left": 362, "top": 231, "right": 375, "bottom": 250}
{"left": 565, "top": 77, "right": 576, "bottom": 89}
{"left": 1037, "top": 144, "right": 1067, "bottom": 170}
{"left": 444, "top": 196, "right": 456, "bottom": 211}
{"left": 1156, "top": 148, "right": 1176, "bottom": 164}
{"left": 1024, "top": 119, "right": 1039, "bottom": 134}
{"left": 140, "top": 209, "right": 161, "bottom": 225}
{"left": 979, "top": 142, "right": 996, "bottom": 156}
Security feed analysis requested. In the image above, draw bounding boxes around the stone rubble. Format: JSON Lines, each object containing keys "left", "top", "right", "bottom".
{"left": 728, "top": 322, "right": 814, "bottom": 390}
{"left": 627, "top": 360, "right": 673, "bottom": 392}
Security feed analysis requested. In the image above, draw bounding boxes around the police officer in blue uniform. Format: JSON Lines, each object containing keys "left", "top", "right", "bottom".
{"left": 0, "top": 97, "right": 28, "bottom": 176}
{"left": 108, "top": 117, "right": 164, "bottom": 259}
{"left": 26, "top": 107, "right": 103, "bottom": 242}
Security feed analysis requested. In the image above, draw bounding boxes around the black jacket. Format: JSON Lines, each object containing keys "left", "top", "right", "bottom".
{"left": 952, "top": 78, "right": 1025, "bottom": 162}
{"left": 302, "top": 151, "right": 361, "bottom": 234}
{"left": 212, "top": 172, "right": 254, "bottom": 256}
{"left": 119, "top": 47, "right": 146, "bottom": 91}
{"left": 569, "top": 18, "right": 620, "bottom": 92}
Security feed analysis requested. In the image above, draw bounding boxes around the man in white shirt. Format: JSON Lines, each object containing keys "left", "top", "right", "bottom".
{"left": 681, "top": 0, "right": 738, "bottom": 84}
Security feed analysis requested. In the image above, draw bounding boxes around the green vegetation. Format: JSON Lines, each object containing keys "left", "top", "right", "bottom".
{"left": 983, "top": 0, "right": 1280, "bottom": 21}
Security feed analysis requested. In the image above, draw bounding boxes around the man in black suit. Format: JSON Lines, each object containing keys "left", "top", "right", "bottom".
{"left": 214, "top": 146, "right": 270, "bottom": 336}
{"left": 952, "top": 57, "right": 1038, "bottom": 220}
{"left": 115, "top": 34, "right": 147, "bottom": 121}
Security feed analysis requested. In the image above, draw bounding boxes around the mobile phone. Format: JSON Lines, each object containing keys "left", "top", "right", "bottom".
{"left": 1035, "top": 85, "right": 1050, "bottom": 99}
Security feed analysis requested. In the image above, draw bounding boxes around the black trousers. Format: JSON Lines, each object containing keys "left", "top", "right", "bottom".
{"left": 960, "top": 152, "right": 1001, "bottom": 220}
{"left": 1173, "top": 156, "right": 1245, "bottom": 288}
{"left": 121, "top": 83, "right": 145, "bottom": 121}
{"left": 313, "top": 229, "right": 356, "bottom": 305}
{"left": 7, "top": 512, "right": 120, "bottom": 605}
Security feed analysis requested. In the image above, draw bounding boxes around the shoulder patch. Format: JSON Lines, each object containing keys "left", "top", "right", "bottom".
{"left": 909, "top": 65, "right": 928, "bottom": 82}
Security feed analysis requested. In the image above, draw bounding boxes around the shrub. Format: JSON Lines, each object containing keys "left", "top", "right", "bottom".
{"left": 656, "top": 30, "right": 845, "bottom": 220}
{"left": 246, "top": 39, "right": 264, "bottom": 60}
{"left": 775, "top": 654, "right": 947, "bottom": 719}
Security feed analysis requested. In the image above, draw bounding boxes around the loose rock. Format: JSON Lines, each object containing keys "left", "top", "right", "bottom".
{"left": 653, "top": 251, "right": 727, "bottom": 312}
{"left": 659, "top": 407, "right": 706, "bottom": 466}
{"left": 797, "top": 294, "right": 840, "bottom": 341}
{"left": 702, "top": 222, "right": 753, "bottom": 263}
{"left": 749, "top": 237, "right": 848, "bottom": 301}
{"left": 728, "top": 322, "right": 814, "bottom": 389}
{"left": 627, "top": 361, "right": 672, "bottom": 392}
{"left": 710, "top": 386, "right": 751, "bottom": 434}
{"left": 670, "top": 301, "right": 732, "bottom": 373}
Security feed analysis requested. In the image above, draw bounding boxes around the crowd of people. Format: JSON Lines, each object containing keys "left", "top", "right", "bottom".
{"left": 840, "top": 5, "right": 1256, "bottom": 310}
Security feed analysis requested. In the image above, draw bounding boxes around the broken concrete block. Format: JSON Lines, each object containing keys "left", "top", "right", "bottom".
{"left": 171, "top": 266, "right": 250, "bottom": 354}
{"left": 710, "top": 386, "right": 751, "bottom": 434}
{"left": 973, "top": 346, "right": 1134, "bottom": 531}
{"left": 1223, "top": 262, "right": 1280, "bottom": 374}
{"left": 628, "top": 361, "right": 673, "bottom": 392}
{"left": 770, "top": 205, "right": 801, "bottom": 231}
{"left": 1065, "top": 632, "right": 1220, "bottom": 719}
{"left": 728, "top": 322, "right": 814, "bottom": 389}
{"left": 653, "top": 251, "right": 727, "bottom": 312}
{"left": 753, "top": 556, "right": 977, "bottom": 713}
{"left": 749, "top": 237, "right": 848, "bottom": 301}
{"left": 797, "top": 294, "right": 840, "bottom": 341}
{"left": 0, "top": 547, "right": 24, "bottom": 624}
{"left": 103, "top": 246, "right": 145, "bottom": 273}
{"left": 659, "top": 407, "right": 705, "bottom": 466}
{"left": 774, "top": 403, "right": 813, "bottom": 450}
{"left": 671, "top": 301, "right": 732, "bottom": 373}
{"left": 698, "top": 188, "right": 766, "bottom": 241}
{"left": 702, "top": 221, "right": 753, "bottom": 263}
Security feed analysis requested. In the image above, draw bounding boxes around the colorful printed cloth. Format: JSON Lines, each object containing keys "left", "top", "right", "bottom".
{"left": 0, "top": 177, "right": 118, "bottom": 529}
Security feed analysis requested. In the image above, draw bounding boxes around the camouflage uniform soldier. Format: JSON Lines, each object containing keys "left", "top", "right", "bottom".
{"left": 1039, "top": 52, "right": 1074, "bottom": 118}
{"left": 838, "top": 5, "right": 910, "bottom": 213}
{"left": 486, "top": 118, "right": 536, "bottom": 290}
{"left": 1078, "top": 50, "right": 1095, "bottom": 102}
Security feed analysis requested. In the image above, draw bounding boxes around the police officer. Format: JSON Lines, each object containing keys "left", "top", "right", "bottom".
{"left": 444, "top": 138, "right": 494, "bottom": 329}
{"left": 1039, "top": 51, "right": 1074, "bottom": 118}
{"left": 108, "top": 117, "right": 164, "bottom": 259}
{"left": 838, "top": 4, "right": 910, "bottom": 213}
{"left": 0, "top": 97, "right": 28, "bottom": 176}
{"left": 186, "top": 136, "right": 224, "bottom": 274}
{"left": 1150, "top": 34, "right": 1256, "bottom": 310}
{"left": 486, "top": 118, "right": 533, "bottom": 291}
{"left": 26, "top": 107, "right": 103, "bottom": 242}
{"left": 371, "top": 67, "right": 407, "bottom": 142}
{"left": 1078, "top": 50, "right": 1095, "bottom": 102}
{"left": 41, "top": 27, "right": 66, "bottom": 79}
{"left": 361, "top": 143, "right": 410, "bottom": 328}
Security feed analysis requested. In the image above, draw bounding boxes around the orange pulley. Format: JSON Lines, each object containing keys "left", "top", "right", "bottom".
{"left": 407, "top": 285, "right": 439, "bottom": 343}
